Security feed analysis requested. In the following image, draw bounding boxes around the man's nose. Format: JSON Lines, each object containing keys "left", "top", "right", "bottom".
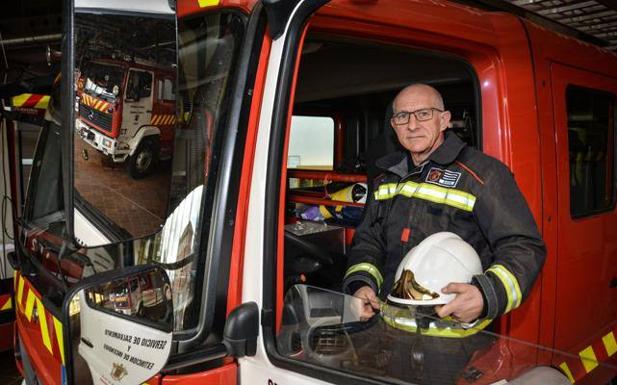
{"left": 405, "top": 115, "right": 419, "bottom": 130}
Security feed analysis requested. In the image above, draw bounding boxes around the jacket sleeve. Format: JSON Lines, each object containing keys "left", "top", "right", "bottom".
{"left": 471, "top": 161, "right": 546, "bottom": 319}
{"left": 342, "top": 180, "right": 389, "bottom": 295}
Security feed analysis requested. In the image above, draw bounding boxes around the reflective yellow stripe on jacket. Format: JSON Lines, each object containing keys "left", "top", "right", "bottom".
{"left": 486, "top": 264, "right": 522, "bottom": 313}
{"left": 344, "top": 263, "right": 384, "bottom": 289}
{"left": 374, "top": 181, "right": 476, "bottom": 212}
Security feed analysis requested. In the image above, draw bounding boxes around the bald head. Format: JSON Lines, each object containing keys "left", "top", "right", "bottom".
{"left": 393, "top": 83, "right": 445, "bottom": 111}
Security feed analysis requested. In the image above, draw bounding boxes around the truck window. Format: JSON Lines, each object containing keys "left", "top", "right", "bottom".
{"left": 288, "top": 115, "right": 335, "bottom": 170}
{"left": 21, "top": 10, "right": 246, "bottom": 343}
{"left": 157, "top": 77, "right": 175, "bottom": 101}
{"left": 126, "top": 70, "right": 153, "bottom": 99}
{"left": 28, "top": 124, "right": 64, "bottom": 223}
{"left": 566, "top": 86, "right": 616, "bottom": 217}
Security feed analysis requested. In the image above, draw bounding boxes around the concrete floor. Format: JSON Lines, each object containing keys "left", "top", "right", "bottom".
{"left": 74, "top": 133, "right": 171, "bottom": 240}
{"left": 0, "top": 349, "right": 22, "bottom": 385}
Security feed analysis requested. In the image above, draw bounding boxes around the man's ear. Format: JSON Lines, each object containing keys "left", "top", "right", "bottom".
{"left": 440, "top": 110, "right": 451, "bottom": 132}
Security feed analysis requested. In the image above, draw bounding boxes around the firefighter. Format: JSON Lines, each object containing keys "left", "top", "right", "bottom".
{"left": 343, "top": 83, "right": 546, "bottom": 326}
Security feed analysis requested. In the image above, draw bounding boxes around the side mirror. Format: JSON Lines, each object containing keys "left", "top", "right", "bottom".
{"left": 223, "top": 302, "right": 259, "bottom": 358}
{"left": 64, "top": 265, "right": 173, "bottom": 385}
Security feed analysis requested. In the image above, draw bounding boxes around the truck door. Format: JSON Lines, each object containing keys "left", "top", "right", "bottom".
{"left": 124, "top": 69, "right": 154, "bottom": 139}
{"left": 550, "top": 63, "right": 617, "bottom": 358}
{"left": 152, "top": 75, "right": 176, "bottom": 158}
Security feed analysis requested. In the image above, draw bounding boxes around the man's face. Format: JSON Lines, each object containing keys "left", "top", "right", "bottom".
{"left": 391, "top": 88, "right": 450, "bottom": 158}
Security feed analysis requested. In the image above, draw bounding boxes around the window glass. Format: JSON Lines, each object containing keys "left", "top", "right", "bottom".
{"left": 158, "top": 78, "right": 175, "bottom": 101}
{"left": 126, "top": 70, "right": 152, "bottom": 99}
{"left": 288, "top": 115, "right": 334, "bottom": 170}
{"left": 22, "top": 11, "right": 246, "bottom": 336}
{"left": 566, "top": 86, "right": 616, "bottom": 217}
{"left": 30, "top": 123, "right": 63, "bottom": 221}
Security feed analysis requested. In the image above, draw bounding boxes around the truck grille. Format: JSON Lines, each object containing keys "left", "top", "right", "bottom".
{"left": 79, "top": 103, "right": 112, "bottom": 132}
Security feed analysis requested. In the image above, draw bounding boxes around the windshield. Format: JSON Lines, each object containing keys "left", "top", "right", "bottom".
{"left": 21, "top": 10, "right": 246, "bottom": 334}
{"left": 81, "top": 62, "right": 125, "bottom": 101}
{"left": 278, "top": 285, "right": 617, "bottom": 384}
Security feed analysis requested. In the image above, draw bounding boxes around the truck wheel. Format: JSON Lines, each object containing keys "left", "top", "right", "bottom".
{"left": 128, "top": 138, "right": 159, "bottom": 179}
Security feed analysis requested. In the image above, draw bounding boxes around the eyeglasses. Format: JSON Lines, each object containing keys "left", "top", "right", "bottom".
{"left": 391, "top": 108, "right": 444, "bottom": 125}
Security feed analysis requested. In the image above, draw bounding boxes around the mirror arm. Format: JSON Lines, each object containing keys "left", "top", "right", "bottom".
{"left": 161, "top": 343, "right": 228, "bottom": 372}
{"left": 7, "top": 251, "right": 19, "bottom": 271}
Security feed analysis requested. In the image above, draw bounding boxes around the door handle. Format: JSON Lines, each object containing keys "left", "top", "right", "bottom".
{"left": 81, "top": 338, "right": 94, "bottom": 348}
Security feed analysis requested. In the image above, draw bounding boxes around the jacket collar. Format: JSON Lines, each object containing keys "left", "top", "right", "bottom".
{"left": 375, "top": 131, "right": 467, "bottom": 178}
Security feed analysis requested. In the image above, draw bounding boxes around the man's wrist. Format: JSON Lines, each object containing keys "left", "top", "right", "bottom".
{"left": 348, "top": 281, "right": 369, "bottom": 295}
{"left": 471, "top": 277, "right": 489, "bottom": 319}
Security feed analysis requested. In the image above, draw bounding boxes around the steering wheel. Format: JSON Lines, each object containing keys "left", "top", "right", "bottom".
{"left": 284, "top": 230, "right": 334, "bottom": 277}
{"left": 284, "top": 231, "right": 334, "bottom": 265}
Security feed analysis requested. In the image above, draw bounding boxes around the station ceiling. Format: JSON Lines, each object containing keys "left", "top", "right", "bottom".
{"left": 460, "top": 0, "right": 617, "bottom": 52}
{"left": 0, "top": 0, "right": 616, "bottom": 82}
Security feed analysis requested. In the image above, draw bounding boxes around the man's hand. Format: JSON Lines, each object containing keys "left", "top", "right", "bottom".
{"left": 352, "top": 286, "right": 380, "bottom": 321}
{"left": 435, "top": 283, "right": 483, "bottom": 323}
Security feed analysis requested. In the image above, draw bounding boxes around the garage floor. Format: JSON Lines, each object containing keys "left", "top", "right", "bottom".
{"left": 74, "top": 133, "right": 171, "bottom": 239}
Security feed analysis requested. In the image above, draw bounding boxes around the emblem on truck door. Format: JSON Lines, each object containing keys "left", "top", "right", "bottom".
{"left": 111, "top": 362, "right": 128, "bottom": 381}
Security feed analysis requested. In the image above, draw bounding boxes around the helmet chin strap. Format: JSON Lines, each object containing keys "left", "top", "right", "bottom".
{"left": 413, "top": 305, "right": 437, "bottom": 330}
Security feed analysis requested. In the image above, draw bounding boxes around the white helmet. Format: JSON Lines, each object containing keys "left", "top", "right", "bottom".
{"left": 387, "top": 232, "right": 482, "bottom": 306}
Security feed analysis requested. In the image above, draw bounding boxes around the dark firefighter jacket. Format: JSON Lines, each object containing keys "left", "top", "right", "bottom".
{"left": 343, "top": 132, "right": 546, "bottom": 320}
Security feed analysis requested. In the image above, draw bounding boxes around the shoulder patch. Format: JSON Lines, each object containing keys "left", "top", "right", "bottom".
{"left": 425, "top": 167, "right": 461, "bottom": 188}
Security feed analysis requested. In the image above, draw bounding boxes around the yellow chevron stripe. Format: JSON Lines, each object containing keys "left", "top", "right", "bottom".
{"left": 12, "top": 93, "right": 32, "bottom": 107}
{"left": 579, "top": 346, "right": 599, "bottom": 373}
{"left": 166, "top": 115, "right": 174, "bottom": 125}
{"left": 1, "top": 297, "right": 12, "bottom": 311}
{"left": 35, "top": 95, "right": 50, "bottom": 109}
{"left": 99, "top": 101, "right": 109, "bottom": 111}
{"left": 53, "top": 316, "right": 65, "bottom": 365}
{"left": 17, "top": 275, "right": 24, "bottom": 310}
{"left": 198, "top": 0, "right": 220, "bottom": 6}
{"left": 151, "top": 115, "right": 159, "bottom": 125}
{"left": 603, "top": 331, "right": 617, "bottom": 357}
{"left": 558, "top": 362, "right": 575, "bottom": 384}
{"left": 36, "top": 298, "right": 53, "bottom": 354}
{"left": 25, "top": 290, "right": 36, "bottom": 321}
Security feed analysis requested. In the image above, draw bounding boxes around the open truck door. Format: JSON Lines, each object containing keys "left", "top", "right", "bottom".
{"left": 12, "top": 0, "right": 257, "bottom": 383}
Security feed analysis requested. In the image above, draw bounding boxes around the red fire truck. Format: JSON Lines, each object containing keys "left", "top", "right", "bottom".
{"left": 76, "top": 58, "right": 176, "bottom": 179}
{"left": 7, "top": 0, "right": 617, "bottom": 384}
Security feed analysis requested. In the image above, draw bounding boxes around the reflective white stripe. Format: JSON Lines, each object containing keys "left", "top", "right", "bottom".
{"left": 487, "top": 264, "right": 522, "bottom": 313}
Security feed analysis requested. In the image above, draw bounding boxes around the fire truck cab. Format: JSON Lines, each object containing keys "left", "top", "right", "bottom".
{"left": 8, "top": 0, "right": 617, "bottom": 384}
{"left": 76, "top": 55, "right": 176, "bottom": 179}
